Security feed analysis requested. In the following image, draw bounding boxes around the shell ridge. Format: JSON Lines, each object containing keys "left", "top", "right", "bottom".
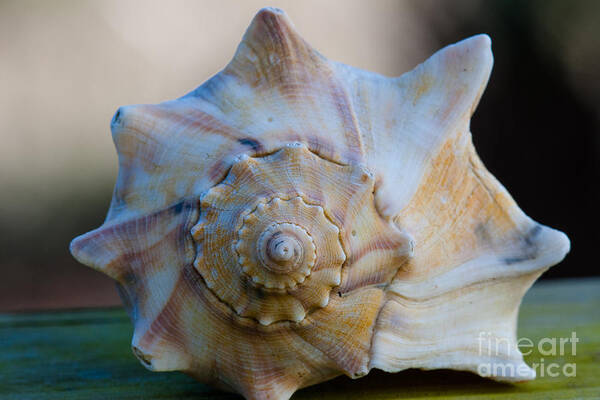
{"left": 366, "top": 292, "right": 394, "bottom": 373}
{"left": 293, "top": 289, "right": 383, "bottom": 378}
{"left": 70, "top": 198, "right": 197, "bottom": 279}
{"left": 178, "top": 262, "right": 342, "bottom": 400}
{"left": 371, "top": 271, "right": 540, "bottom": 381}
{"left": 225, "top": 8, "right": 366, "bottom": 165}
{"left": 106, "top": 101, "right": 249, "bottom": 221}
{"left": 332, "top": 35, "right": 493, "bottom": 220}
{"left": 322, "top": 70, "right": 365, "bottom": 163}
{"left": 132, "top": 270, "right": 192, "bottom": 372}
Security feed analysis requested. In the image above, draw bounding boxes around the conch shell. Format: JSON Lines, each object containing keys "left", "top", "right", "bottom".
{"left": 70, "top": 8, "right": 570, "bottom": 400}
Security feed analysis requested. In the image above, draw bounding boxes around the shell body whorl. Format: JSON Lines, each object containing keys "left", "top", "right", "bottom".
{"left": 70, "top": 7, "right": 570, "bottom": 400}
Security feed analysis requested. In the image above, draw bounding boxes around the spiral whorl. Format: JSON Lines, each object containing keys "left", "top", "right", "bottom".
{"left": 190, "top": 144, "right": 403, "bottom": 325}
{"left": 235, "top": 197, "right": 332, "bottom": 292}
{"left": 256, "top": 222, "right": 313, "bottom": 275}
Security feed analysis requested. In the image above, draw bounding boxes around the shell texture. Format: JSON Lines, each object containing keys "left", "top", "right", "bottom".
{"left": 70, "top": 8, "right": 570, "bottom": 400}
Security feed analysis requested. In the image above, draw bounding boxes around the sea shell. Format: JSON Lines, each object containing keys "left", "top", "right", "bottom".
{"left": 70, "top": 7, "right": 570, "bottom": 400}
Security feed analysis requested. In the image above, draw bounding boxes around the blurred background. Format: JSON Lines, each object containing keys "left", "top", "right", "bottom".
{"left": 1, "top": 0, "right": 598, "bottom": 311}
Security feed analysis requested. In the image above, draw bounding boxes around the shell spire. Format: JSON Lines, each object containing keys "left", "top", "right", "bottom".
{"left": 70, "top": 7, "right": 569, "bottom": 400}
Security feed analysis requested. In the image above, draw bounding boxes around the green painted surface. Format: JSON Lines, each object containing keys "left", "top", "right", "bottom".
{"left": 1, "top": 278, "right": 598, "bottom": 399}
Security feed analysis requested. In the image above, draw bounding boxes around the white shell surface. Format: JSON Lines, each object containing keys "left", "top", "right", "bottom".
{"left": 70, "top": 7, "right": 570, "bottom": 400}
